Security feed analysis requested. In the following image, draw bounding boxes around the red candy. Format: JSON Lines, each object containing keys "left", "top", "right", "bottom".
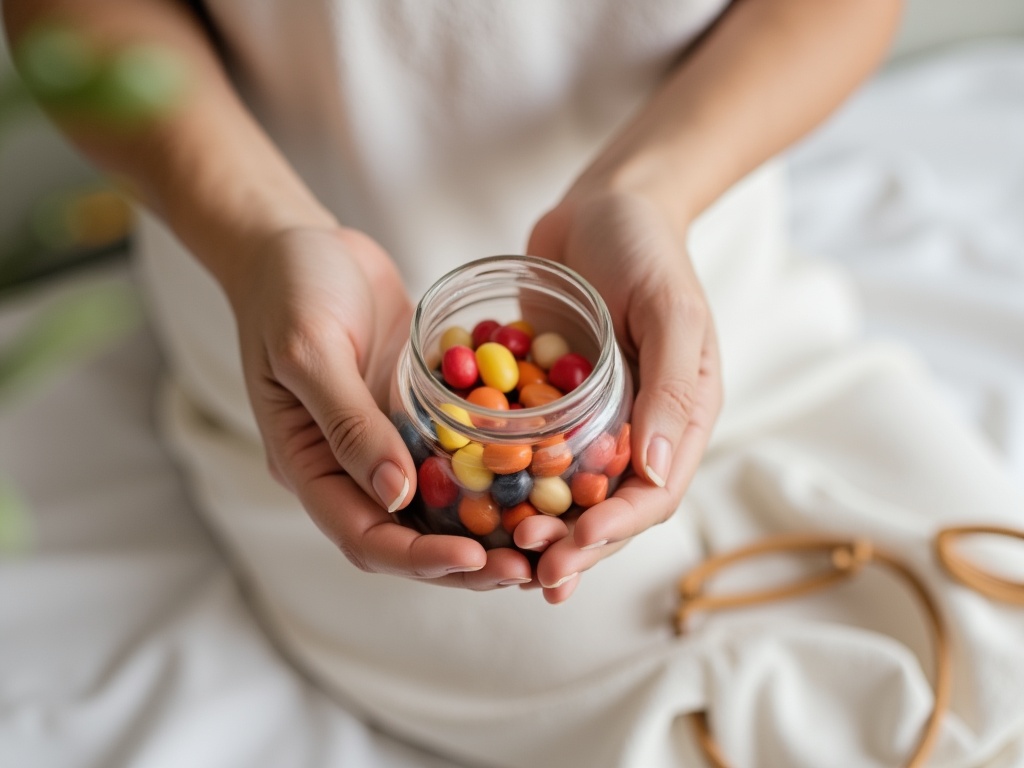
{"left": 490, "top": 325, "right": 532, "bottom": 359}
{"left": 547, "top": 353, "right": 593, "bottom": 393}
{"left": 442, "top": 345, "right": 479, "bottom": 390}
{"left": 418, "top": 456, "right": 459, "bottom": 508}
{"left": 580, "top": 432, "right": 616, "bottom": 473}
{"left": 471, "top": 319, "right": 501, "bottom": 349}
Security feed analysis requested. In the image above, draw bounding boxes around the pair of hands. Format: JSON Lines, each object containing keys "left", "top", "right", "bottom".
{"left": 227, "top": 188, "right": 722, "bottom": 604}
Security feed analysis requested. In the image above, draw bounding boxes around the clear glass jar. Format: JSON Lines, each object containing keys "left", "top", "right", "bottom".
{"left": 390, "top": 256, "right": 633, "bottom": 549}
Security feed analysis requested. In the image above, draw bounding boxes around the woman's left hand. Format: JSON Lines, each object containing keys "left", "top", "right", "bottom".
{"left": 515, "top": 186, "right": 723, "bottom": 603}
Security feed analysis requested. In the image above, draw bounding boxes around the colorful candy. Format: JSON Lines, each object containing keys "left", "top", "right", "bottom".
{"left": 490, "top": 325, "right": 531, "bottom": 359}
{"left": 458, "top": 495, "right": 500, "bottom": 536}
{"left": 501, "top": 501, "right": 539, "bottom": 534}
{"left": 471, "top": 319, "right": 501, "bottom": 349}
{"left": 531, "top": 436, "right": 573, "bottom": 477}
{"left": 490, "top": 470, "right": 533, "bottom": 507}
{"left": 418, "top": 456, "right": 459, "bottom": 508}
{"left": 442, "top": 345, "right": 479, "bottom": 390}
{"left": 516, "top": 360, "right": 547, "bottom": 390}
{"left": 466, "top": 386, "right": 509, "bottom": 428}
{"left": 570, "top": 472, "right": 608, "bottom": 507}
{"left": 507, "top": 320, "right": 535, "bottom": 339}
{"left": 451, "top": 442, "right": 494, "bottom": 492}
{"left": 482, "top": 443, "right": 533, "bottom": 474}
{"left": 435, "top": 403, "right": 473, "bottom": 452}
{"left": 580, "top": 432, "right": 616, "bottom": 473}
{"left": 604, "top": 423, "right": 632, "bottom": 477}
{"left": 530, "top": 476, "right": 573, "bottom": 516}
{"left": 548, "top": 352, "right": 593, "bottom": 393}
{"left": 519, "top": 383, "right": 563, "bottom": 409}
{"left": 530, "top": 332, "right": 570, "bottom": 370}
{"left": 475, "top": 342, "right": 519, "bottom": 393}
{"left": 439, "top": 326, "right": 473, "bottom": 354}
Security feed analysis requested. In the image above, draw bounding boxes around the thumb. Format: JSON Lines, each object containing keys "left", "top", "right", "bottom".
{"left": 277, "top": 338, "right": 416, "bottom": 514}
{"left": 630, "top": 288, "right": 708, "bottom": 494}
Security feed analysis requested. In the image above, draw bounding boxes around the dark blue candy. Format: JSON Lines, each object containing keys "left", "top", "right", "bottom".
{"left": 393, "top": 413, "right": 431, "bottom": 464}
{"left": 491, "top": 470, "right": 532, "bottom": 508}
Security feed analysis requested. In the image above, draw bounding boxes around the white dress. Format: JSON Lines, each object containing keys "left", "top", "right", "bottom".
{"left": 135, "top": 2, "right": 1024, "bottom": 766}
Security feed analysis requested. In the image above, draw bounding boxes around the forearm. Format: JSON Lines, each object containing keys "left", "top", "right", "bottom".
{"left": 3, "top": 0, "right": 335, "bottom": 294}
{"left": 574, "top": 0, "right": 902, "bottom": 227}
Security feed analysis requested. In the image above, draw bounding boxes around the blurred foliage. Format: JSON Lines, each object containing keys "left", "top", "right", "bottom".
{"left": 0, "top": 22, "right": 187, "bottom": 552}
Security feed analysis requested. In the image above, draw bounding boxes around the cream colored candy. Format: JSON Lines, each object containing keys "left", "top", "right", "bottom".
{"left": 435, "top": 403, "right": 473, "bottom": 452}
{"left": 439, "top": 326, "right": 473, "bottom": 354}
{"left": 530, "top": 332, "right": 570, "bottom": 370}
{"left": 529, "top": 475, "right": 572, "bottom": 516}
{"left": 451, "top": 442, "right": 494, "bottom": 492}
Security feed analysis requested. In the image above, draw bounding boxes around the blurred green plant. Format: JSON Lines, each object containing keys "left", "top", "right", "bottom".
{"left": 0, "top": 22, "right": 188, "bottom": 552}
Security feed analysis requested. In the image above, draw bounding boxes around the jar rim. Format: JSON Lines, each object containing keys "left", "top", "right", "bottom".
{"left": 409, "top": 255, "right": 618, "bottom": 442}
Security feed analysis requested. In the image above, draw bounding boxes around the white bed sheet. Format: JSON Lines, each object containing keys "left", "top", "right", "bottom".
{"left": 2, "top": 41, "right": 1023, "bottom": 768}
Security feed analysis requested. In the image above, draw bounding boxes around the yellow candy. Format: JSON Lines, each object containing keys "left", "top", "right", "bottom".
{"left": 475, "top": 342, "right": 519, "bottom": 393}
{"left": 451, "top": 442, "right": 494, "bottom": 492}
{"left": 439, "top": 326, "right": 473, "bottom": 354}
{"left": 530, "top": 332, "right": 571, "bottom": 370}
{"left": 529, "top": 476, "right": 573, "bottom": 516}
{"left": 435, "top": 403, "right": 473, "bottom": 452}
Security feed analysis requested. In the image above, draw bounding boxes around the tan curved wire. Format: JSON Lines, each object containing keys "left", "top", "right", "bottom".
{"left": 675, "top": 525, "right": 1024, "bottom": 768}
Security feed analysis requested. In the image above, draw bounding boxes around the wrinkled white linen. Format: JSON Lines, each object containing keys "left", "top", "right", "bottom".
{"left": 2, "top": 41, "right": 1024, "bottom": 768}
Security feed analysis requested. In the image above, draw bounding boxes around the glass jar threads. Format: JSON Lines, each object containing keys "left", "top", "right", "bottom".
{"left": 390, "top": 256, "right": 632, "bottom": 549}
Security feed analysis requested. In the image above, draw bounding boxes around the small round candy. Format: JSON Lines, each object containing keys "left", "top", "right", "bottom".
{"left": 465, "top": 386, "right": 509, "bottom": 428}
{"left": 475, "top": 342, "right": 519, "bottom": 393}
{"left": 531, "top": 436, "right": 573, "bottom": 477}
{"left": 530, "top": 332, "right": 570, "bottom": 370}
{"left": 458, "top": 494, "right": 500, "bottom": 536}
{"left": 548, "top": 352, "right": 593, "bottom": 393}
{"left": 471, "top": 319, "right": 501, "bottom": 349}
{"left": 570, "top": 472, "right": 608, "bottom": 507}
{"left": 435, "top": 403, "right": 473, "bottom": 452}
{"left": 418, "top": 456, "right": 459, "bottom": 508}
{"left": 507, "top": 320, "right": 535, "bottom": 339}
{"left": 605, "top": 422, "right": 632, "bottom": 477}
{"left": 580, "top": 432, "right": 616, "bottom": 473}
{"left": 393, "top": 413, "right": 431, "bottom": 465}
{"left": 490, "top": 325, "right": 531, "bottom": 359}
{"left": 501, "top": 501, "right": 539, "bottom": 534}
{"left": 516, "top": 360, "right": 547, "bottom": 390}
{"left": 439, "top": 326, "right": 473, "bottom": 354}
{"left": 490, "top": 470, "right": 533, "bottom": 507}
{"left": 442, "top": 345, "right": 479, "bottom": 390}
{"left": 451, "top": 442, "right": 494, "bottom": 492}
{"left": 530, "top": 476, "right": 572, "bottom": 516}
{"left": 482, "top": 443, "right": 533, "bottom": 474}
{"left": 519, "top": 383, "right": 563, "bottom": 409}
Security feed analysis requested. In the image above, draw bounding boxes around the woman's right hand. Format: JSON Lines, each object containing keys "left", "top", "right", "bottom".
{"left": 222, "top": 225, "right": 535, "bottom": 588}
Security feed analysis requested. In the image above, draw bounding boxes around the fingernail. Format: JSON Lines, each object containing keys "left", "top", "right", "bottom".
{"left": 645, "top": 435, "right": 671, "bottom": 488}
{"left": 580, "top": 538, "right": 608, "bottom": 551}
{"left": 372, "top": 461, "right": 409, "bottom": 513}
{"left": 543, "top": 572, "right": 578, "bottom": 589}
{"left": 498, "top": 577, "right": 532, "bottom": 586}
{"left": 447, "top": 564, "right": 484, "bottom": 574}
{"left": 521, "top": 540, "right": 549, "bottom": 551}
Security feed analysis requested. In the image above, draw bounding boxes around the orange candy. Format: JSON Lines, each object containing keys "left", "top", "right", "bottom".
{"left": 458, "top": 495, "right": 500, "bottom": 536}
{"left": 482, "top": 443, "right": 533, "bottom": 474}
{"left": 531, "top": 436, "right": 573, "bottom": 477}
{"left": 516, "top": 361, "right": 547, "bottom": 390}
{"left": 466, "top": 386, "right": 509, "bottom": 428}
{"left": 501, "top": 501, "right": 539, "bottom": 534}
{"left": 520, "top": 383, "right": 563, "bottom": 409}
{"left": 507, "top": 320, "right": 535, "bottom": 339}
{"left": 604, "top": 423, "right": 632, "bottom": 477}
{"left": 571, "top": 472, "right": 608, "bottom": 507}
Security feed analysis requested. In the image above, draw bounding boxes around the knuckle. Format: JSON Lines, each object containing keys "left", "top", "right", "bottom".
{"left": 651, "top": 378, "right": 697, "bottom": 424}
{"left": 338, "top": 539, "right": 372, "bottom": 573}
{"left": 323, "top": 407, "right": 373, "bottom": 468}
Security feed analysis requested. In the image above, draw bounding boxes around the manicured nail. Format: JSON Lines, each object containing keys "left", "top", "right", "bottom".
{"left": 580, "top": 538, "right": 608, "bottom": 551}
{"left": 372, "top": 461, "right": 409, "bottom": 513}
{"left": 544, "top": 572, "right": 578, "bottom": 589}
{"left": 521, "top": 540, "right": 549, "bottom": 551}
{"left": 498, "top": 577, "right": 532, "bottom": 586}
{"left": 447, "top": 564, "right": 484, "bottom": 574}
{"left": 645, "top": 435, "right": 671, "bottom": 488}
